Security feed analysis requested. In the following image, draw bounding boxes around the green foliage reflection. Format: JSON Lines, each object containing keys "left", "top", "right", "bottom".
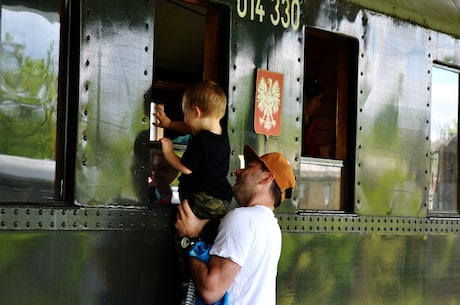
{"left": 0, "top": 33, "right": 57, "bottom": 159}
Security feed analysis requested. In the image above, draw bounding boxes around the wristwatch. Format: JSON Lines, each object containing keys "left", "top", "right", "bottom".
{"left": 180, "top": 236, "right": 200, "bottom": 249}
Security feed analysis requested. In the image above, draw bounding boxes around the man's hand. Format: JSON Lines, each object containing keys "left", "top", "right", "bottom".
{"left": 175, "top": 199, "right": 210, "bottom": 237}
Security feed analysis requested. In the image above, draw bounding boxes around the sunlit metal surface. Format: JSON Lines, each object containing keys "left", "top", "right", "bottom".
{"left": 0, "top": 206, "right": 179, "bottom": 304}
{"left": 228, "top": 0, "right": 459, "bottom": 217}
{"left": 0, "top": 206, "right": 174, "bottom": 231}
{"left": 279, "top": 214, "right": 460, "bottom": 234}
{"left": 307, "top": 2, "right": 459, "bottom": 217}
{"left": 1, "top": 0, "right": 460, "bottom": 304}
{"left": 352, "top": 12, "right": 458, "bottom": 216}
{"left": 349, "top": 0, "right": 460, "bottom": 38}
{"left": 76, "top": 0, "right": 154, "bottom": 206}
{"left": 227, "top": 11, "right": 304, "bottom": 213}
{"left": 278, "top": 231, "right": 460, "bottom": 305}
{"left": 1, "top": 206, "right": 460, "bottom": 304}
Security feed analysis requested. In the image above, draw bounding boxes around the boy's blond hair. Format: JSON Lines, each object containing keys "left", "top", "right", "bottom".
{"left": 183, "top": 80, "right": 227, "bottom": 119}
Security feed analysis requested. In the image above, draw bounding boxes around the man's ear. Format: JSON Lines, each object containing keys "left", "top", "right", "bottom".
{"left": 258, "top": 171, "right": 275, "bottom": 185}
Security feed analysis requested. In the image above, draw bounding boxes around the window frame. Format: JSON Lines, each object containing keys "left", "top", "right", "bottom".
{"left": 428, "top": 62, "right": 460, "bottom": 214}
{"left": 298, "top": 27, "right": 358, "bottom": 212}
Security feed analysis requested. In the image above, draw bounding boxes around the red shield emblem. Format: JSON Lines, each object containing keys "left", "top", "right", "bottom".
{"left": 254, "top": 69, "right": 284, "bottom": 136}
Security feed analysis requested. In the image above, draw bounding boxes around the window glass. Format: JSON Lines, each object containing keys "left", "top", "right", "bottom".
{"left": 429, "top": 65, "right": 459, "bottom": 212}
{"left": 0, "top": 1, "right": 60, "bottom": 202}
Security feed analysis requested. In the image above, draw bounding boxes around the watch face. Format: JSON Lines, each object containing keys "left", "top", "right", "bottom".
{"left": 180, "top": 237, "right": 190, "bottom": 249}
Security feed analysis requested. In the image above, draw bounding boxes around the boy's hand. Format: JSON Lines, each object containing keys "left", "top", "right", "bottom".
{"left": 153, "top": 104, "right": 171, "bottom": 128}
{"left": 160, "top": 137, "right": 173, "bottom": 153}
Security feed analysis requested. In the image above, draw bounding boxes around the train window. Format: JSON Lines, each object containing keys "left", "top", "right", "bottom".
{"left": 152, "top": 0, "right": 229, "bottom": 135}
{"left": 139, "top": 0, "right": 229, "bottom": 206}
{"left": 429, "top": 64, "right": 459, "bottom": 212}
{"left": 0, "top": 1, "right": 61, "bottom": 203}
{"left": 298, "top": 28, "right": 358, "bottom": 211}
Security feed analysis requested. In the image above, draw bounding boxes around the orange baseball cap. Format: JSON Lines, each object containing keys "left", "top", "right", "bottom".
{"left": 243, "top": 145, "right": 295, "bottom": 201}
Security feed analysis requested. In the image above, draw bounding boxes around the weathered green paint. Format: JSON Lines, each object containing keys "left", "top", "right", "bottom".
{"left": 278, "top": 232, "right": 460, "bottom": 305}
{"left": 349, "top": 0, "right": 460, "bottom": 38}
{"left": 1, "top": 0, "right": 460, "bottom": 304}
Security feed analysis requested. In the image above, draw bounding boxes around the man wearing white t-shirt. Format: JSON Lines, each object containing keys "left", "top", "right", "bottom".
{"left": 176, "top": 145, "right": 295, "bottom": 305}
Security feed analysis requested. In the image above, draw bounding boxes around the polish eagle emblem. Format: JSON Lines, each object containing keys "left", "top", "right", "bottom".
{"left": 257, "top": 76, "right": 281, "bottom": 131}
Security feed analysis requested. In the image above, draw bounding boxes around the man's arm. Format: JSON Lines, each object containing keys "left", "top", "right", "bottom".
{"left": 190, "top": 255, "right": 240, "bottom": 304}
{"left": 176, "top": 200, "right": 240, "bottom": 303}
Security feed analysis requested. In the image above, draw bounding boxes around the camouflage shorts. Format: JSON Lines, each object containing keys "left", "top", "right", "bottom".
{"left": 180, "top": 191, "right": 230, "bottom": 220}
{"left": 176, "top": 192, "right": 231, "bottom": 282}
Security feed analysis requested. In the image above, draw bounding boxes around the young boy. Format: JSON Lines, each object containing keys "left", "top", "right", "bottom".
{"left": 153, "top": 80, "right": 232, "bottom": 291}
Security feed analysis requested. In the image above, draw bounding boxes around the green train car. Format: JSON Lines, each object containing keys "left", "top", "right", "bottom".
{"left": 1, "top": 0, "right": 460, "bottom": 304}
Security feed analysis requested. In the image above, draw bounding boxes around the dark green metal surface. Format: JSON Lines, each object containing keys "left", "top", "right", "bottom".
{"left": 76, "top": 0, "right": 154, "bottom": 206}
{"left": 278, "top": 232, "right": 460, "bottom": 305}
{"left": 1, "top": 0, "right": 460, "bottom": 304}
{"left": 349, "top": 0, "right": 460, "bottom": 38}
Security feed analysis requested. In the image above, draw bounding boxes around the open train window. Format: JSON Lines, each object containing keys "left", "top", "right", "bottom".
{"left": 139, "top": 0, "right": 229, "bottom": 206}
{"left": 0, "top": 0, "right": 61, "bottom": 203}
{"left": 151, "top": 0, "right": 229, "bottom": 140}
{"left": 298, "top": 28, "right": 358, "bottom": 211}
{"left": 429, "top": 64, "right": 460, "bottom": 213}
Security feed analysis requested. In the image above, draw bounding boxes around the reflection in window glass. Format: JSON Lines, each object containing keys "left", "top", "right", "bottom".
{"left": 147, "top": 146, "right": 181, "bottom": 207}
{"left": 0, "top": 4, "right": 60, "bottom": 202}
{"left": 429, "top": 65, "right": 459, "bottom": 212}
{"left": 299, "top": 159, "right": 343, "bottom": 210}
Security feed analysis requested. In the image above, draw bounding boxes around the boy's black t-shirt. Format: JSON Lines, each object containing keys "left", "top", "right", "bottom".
{"left": 179, "top": 130, "right": 232, "bottom": 202}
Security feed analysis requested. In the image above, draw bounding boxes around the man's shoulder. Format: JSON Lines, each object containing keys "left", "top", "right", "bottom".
{"left": 225, "top": 206, "right": 272, "bottom": 220}
{"left": 223, "top": 207, "right": 251, "bottom": 223}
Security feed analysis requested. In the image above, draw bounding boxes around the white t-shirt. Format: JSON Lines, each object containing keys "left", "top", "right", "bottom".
{"left": 210, "top": 205, "right": 282, "bottom": 305}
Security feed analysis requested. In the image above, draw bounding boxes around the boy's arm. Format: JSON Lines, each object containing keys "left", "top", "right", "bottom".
{"left": 160, "top": 138, "right": 192, "bottom": 174}
{"left": 153, "top": 104, "right": 192, "bottom": 134}
{"left": 167, "top": 121, "right": 192, "bottom": 134}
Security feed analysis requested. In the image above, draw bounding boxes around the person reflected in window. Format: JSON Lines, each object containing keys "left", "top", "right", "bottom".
{"left": 302, "top": 77, "right": 324, "bottom": 157}
{"left": 148, "top": 151, "right": 179, "bottom": 207}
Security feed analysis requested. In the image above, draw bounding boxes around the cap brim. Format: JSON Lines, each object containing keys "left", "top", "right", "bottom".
{"left": 243, "top": 145, "right": 261, "bottom": 166}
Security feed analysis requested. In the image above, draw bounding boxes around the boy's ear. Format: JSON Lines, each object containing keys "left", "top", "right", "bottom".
{"left": 193, "top": 105, "right": 202, "bottom": 117}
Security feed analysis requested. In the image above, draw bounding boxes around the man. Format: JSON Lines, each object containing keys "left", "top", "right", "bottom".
{"left": 175, "top": 145, "right": 295, "bottom": 305}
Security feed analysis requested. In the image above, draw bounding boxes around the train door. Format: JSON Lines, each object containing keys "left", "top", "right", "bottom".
{"left": 299, "top": 28, "right": 358, "bottom": 211}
